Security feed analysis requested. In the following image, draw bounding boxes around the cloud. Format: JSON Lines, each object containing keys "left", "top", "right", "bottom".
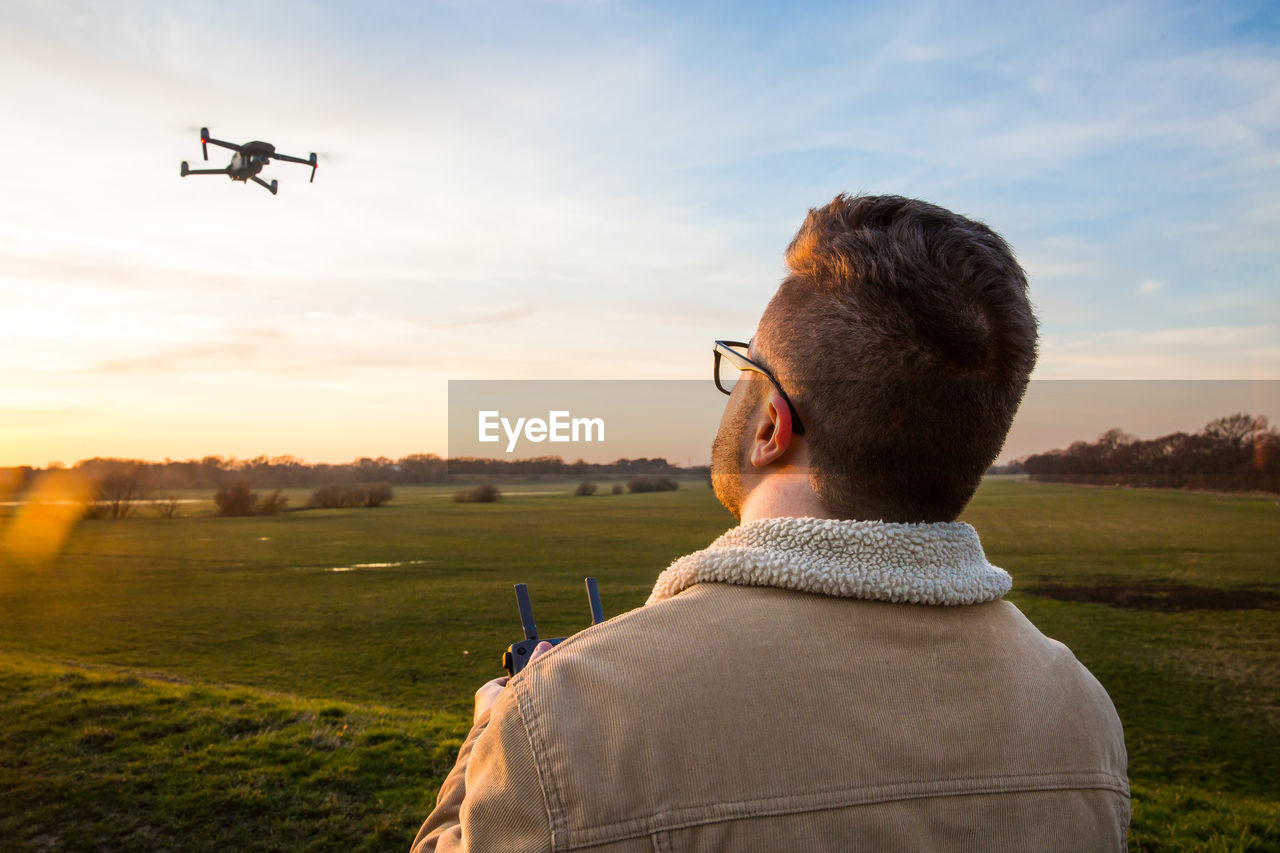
{"left": 1138, "top": 279, "right": 1165, "bottom": 295}
{"left": 79, "top": 314, "right": 438, "bottom": 376}
{"left": 0, "top": 248, "right": 245, "bottom": 292}
{"left": 440, "top": 303, "right": 536, "bottom": 329}
{"left": 89, "top": 342, "right": 256, "bottom": 374}
{"left": 1037, "top": 324, "right": 1280, "bottom": 379}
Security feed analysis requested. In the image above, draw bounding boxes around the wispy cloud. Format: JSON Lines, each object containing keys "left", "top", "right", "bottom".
{"left": 89, "top": 342, "right": 257, "bottom": 375}
{"left": 1038, "top": 324, "right": 1280, "bottom": 379}
{"left": 440, "top": 303, "right": 536, "bottom": 329}
{"left": 0, "top": 248, "right": 245, "bottom": 292}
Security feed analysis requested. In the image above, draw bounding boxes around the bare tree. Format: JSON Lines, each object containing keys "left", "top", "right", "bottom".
{"left": 152, "top": 495, "right": 181, "bottom": 519}
{"left": 1204, "top": 413, "right": 1259, "bottom": 448}
{"left": 86, "top": 462, "right": 148, "bottom": 519}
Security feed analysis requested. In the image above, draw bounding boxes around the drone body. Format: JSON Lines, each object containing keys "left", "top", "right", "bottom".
{"left": 180, "top": 128, "right": 317, "bottom": 195}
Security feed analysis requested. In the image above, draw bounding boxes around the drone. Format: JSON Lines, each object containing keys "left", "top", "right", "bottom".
{"left": 180, "top": 127, "right": 317, "bottom": 195}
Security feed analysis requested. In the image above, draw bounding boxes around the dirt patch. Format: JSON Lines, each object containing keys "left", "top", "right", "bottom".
{"left": 1025, "top": 582, "right": 1280, "bottom": 611}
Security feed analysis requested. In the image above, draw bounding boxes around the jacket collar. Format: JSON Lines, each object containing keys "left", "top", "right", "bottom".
{"left": 647, "top": 516, "right": 1011, "bottom": 606}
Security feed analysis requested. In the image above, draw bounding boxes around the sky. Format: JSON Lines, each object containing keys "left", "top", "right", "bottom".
{"left": 1, "top": 0, "right": 1277, "bottom": 467}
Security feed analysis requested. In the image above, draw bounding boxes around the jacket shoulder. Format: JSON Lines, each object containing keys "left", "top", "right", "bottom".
{"left": 510, "top": 583, "right": 1128, "bottom": 849}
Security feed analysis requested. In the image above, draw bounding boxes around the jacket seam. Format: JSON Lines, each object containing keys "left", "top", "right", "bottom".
{"left": 552, "top": 772, "right": 1131, "bottom": 850}
{"left": 511, "top": 677, "right": 564, "bottom": 848}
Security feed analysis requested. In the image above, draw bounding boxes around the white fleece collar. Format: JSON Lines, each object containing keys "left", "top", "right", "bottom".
{"left": 647, "top": 516, "right": 1011, "bottom": 606}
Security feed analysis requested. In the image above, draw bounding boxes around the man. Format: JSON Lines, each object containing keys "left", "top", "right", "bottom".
{"left": 413, "top": 194, "right": 1129, "bottom": 851}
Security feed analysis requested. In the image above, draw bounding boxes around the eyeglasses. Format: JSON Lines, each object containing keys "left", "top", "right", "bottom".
{"left": 713, "top": 340, "right": 806, "bottom": 435}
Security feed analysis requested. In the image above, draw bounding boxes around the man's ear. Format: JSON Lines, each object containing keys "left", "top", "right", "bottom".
{"left": 749, "top": 391, "right": 796, "bottom": 468}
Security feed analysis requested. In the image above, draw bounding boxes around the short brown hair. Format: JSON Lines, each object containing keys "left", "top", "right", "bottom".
{"left": 757, "top": 194, "right": 1037, "bottom": 522}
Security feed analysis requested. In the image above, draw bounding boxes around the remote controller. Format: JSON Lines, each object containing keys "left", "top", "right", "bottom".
{"left": 502, "top": 577, "right": 605, "bottom": 676}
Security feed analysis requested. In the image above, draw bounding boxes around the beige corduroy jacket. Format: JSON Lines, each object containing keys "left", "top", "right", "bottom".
{"left": 412, "top": 517, "right": 1130, "bottom": 852}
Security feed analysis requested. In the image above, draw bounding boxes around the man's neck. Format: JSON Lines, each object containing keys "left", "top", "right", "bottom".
{"left": 738, "top": 470, "right": 832, "bottom": 524}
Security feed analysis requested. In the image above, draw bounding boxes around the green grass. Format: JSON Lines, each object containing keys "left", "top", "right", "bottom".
{"left": 2, "top": 480, "right": 1277, "bottom": 850}
{"left": 0, "top": 485, "right": 728, "bottom": 713}
{"left": 0, "top": 653, "right": 467, "bottom": 851}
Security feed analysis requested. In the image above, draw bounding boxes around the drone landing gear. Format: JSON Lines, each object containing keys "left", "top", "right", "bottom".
{"left": 251, "top": 176, "right": 278, "bottom": 195}
{"left": 180, "top": 162, "right": 230, "bottom": 178}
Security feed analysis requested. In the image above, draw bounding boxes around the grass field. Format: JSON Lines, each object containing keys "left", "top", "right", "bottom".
{"left": 1, "top": 480, "right": 1277, "bottom": 850}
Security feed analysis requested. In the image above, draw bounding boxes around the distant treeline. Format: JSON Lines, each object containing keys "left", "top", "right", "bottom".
{"left": 1021, "top": 413, "right": 1279, "bottom": 494}
{"left": 7, "top": 412, "right": 1273, "bottom": 499}
{"left": 1, "top": 453, "right": 709, "bottom": 492}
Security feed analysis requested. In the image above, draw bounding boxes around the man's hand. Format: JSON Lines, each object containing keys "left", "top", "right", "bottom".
{"left": 474, "top": 641, "right": 554, "bottom": 724}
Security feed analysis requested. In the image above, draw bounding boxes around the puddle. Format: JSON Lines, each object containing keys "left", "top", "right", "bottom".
{"left": 325, "top": 560, "right": 428, "bottom": 573}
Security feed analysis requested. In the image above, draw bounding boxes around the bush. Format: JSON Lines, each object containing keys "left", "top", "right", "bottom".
{"left": 307, "top": 483, "right": 394, "bottom": 509}
{"left": 152, "top": 496, "right": 181, "bottom": 519}
{"left": 453, "top": 483, "right": 501, "bottom": 503}
{"left": 214, "top": 479, "right": 258, "bottom": 517}
{"left": 626, "top": 476, "right": 679, "bottom": 493}
{"left": 612, "top": 483, "right": 624, "bottom": 495}
{"left": 574, "top": 481, "right": 598, "bottom": 497}
{"left": 256, "top": 490, "right": 289, "bottom": 516}
{"left": 214, "top": 480, "right": 287, "bottom": 516}
{"left": 308, "top": 484, "right": 350, "bottom": 509}
{"left": 362, "top": 482, "right": 394, "bottom": 507}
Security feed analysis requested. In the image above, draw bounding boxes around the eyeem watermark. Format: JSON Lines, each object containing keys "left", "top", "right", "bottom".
{"left": 478, "top": 410, "right": 605, "bottom": 453}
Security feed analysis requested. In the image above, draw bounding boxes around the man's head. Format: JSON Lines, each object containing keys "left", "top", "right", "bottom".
{"left": 712, "top": 194, "right": 1037, "bottom": 523}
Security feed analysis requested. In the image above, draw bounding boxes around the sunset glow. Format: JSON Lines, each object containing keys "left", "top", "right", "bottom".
{"left": 1, "top": 0, "right": 1277, "bottom": 468}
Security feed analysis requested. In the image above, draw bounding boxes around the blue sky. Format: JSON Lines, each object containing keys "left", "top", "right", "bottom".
{"left": 0, "top": 0, "right": 1276, "bottom": 465}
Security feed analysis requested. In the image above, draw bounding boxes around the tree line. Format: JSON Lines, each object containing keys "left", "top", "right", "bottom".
{"left": 1, "top": 453, "right": 709, "bottom": 493}
{"left": 6, "top": 413, "right": 1273, "bottom": 508}
{"left": 1020, "top": 413, "right": 1279, "bottom": 493}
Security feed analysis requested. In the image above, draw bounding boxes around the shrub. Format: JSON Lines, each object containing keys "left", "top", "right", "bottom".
{"left": 308, "top": 483, "right": 396, "bottom": 509}
{"left": 453, "top": 483, "right": 501, "bottom": 503}
{"left": 362, "top": 482, "right": 394, "bottom": 507}
{"left": 612, "top": 483, "right": 624, "bottom": 495}
{"left": 626, "top": 476, "right": 680, "bottom": 493}
{"left": 257, "top": 490, "right": 289, "bottom": 516}
{"left": 152, "top": 496, "right": 181, "bottom": 519}
{"left": 214, "top": 480, "right": 287, "bottom": 516}
{"left": 473, "top": 483, "right": 500, "bottom": 503}
{"left": 215, "top": 479, "right": 259, "bottom": 517}
{"left": 308, "top": 484, "right": 349, "bottom": 509}
{"left": 574, "top": 481, "right": 598, "bottom": 497}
